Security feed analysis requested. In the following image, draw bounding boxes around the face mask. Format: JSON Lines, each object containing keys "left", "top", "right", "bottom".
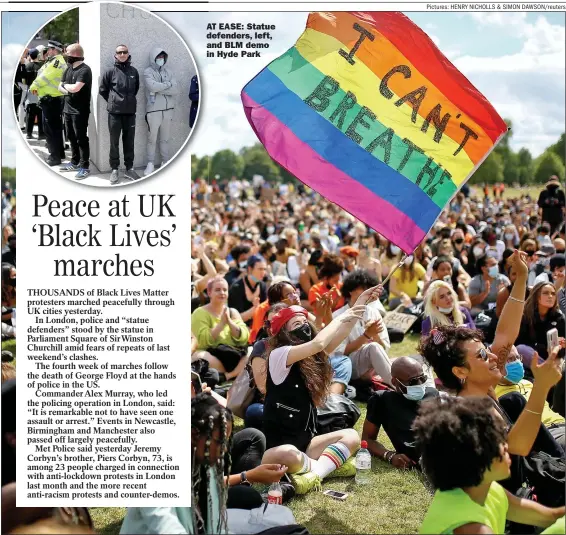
{"left": 390, "top": 245, "right": 401, "bottom": 255}
{"left": 266, "top": 226, "right": 275, "bottom": 234}
{"left": 557, "top": 250, "right": 565, "bottom": 254}
{"left": 404, "top": 255, "right": 413, "bottom": 265}
{"left": 289, "top": 323, "right": 312, "bottom": 343}
{"left": 248, "top": 274, "right": 259, "bottom": 284}
{"left": 239, "top": 261, "right": 248, "bottom": 270}
{"left": 403, "top": 384, "right": 426, "bottom": 401}
{"left": 526, "top": 250, "right": 535, "bottom": 257}
{"left": 66, "top": 56, "right": 83, "bottom": 64}
{"left": 473, "top": 246, "right": 484, "bottom": 257}
{"left": 504, "top": 360, "right": 524, "bottom": 384}
{"left": 156, "top": 58, "right": 165, "bottom": 67}
{"left": 320, "top": 229, "right": 329, "bottom": 238}
{"left": 232, "top": 225, "right": 239, "bottom": 233}
{"left": 488, "top": 265, "right": 499, "bottom": 278}
{"left": 504, "top": 233, "right": 515, "bottom": 241}
{"left": 339, "top": 222, "right": 348, "bottom": 230}
{"left": 438, "top": 305, "right": 454, "bottom": 314}
{"left": 352, "top": 242, "right": 360, "bottom": 249}
{"left": 454, "top": 238, "right": 464, "bottom": 245}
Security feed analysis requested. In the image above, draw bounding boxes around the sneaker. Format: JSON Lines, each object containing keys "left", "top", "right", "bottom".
{"left": 60, "top": 163, "right": 80, "bottom": 172}
{"left": 75, "top": 168, "right": 91, "bottom": 180}
{"left": 110, "top": 169, "right": 120, "bottom": 184}
{"left": 26, "top": 134, "right": 33, "bottom": 140}
{"left": 289, "top": 472, "right": 322, "bottom": 495}
{"left": 144, "top": 162, "right": 155, "bottom": 176}
{"left": 124, "top": 168, "right": 140, "bottom": 180}
{"left": 327, "top": 456, "right": 357, "bottom": 478}
{"left": 345, "top": 385, "right": 357, "bottom": 399}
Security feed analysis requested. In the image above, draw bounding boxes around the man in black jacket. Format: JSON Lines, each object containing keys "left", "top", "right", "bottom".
{"left": 538, "top": 175, "right": 566, "bottom": 234}
{"left": 99, "top": 44, "right": 140, "bottom": 184}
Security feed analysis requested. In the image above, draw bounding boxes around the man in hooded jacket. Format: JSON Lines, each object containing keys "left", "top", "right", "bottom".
{"left": 143, "top": 47, "right": 179, "bottom": 176}
{"left": 99, "top": 44, "right": 140, "bottom": 184}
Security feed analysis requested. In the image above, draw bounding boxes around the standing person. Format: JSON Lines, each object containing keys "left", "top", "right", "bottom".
{"left": 538, "top": 176, "right": 566, "bottom": 235}
{"left": 99, "top": 44, "right": 140, "bottom": 184}
{"left": 58, "top": 44, "right": 92, "bottom": 180}
{"left": 29, "top": 40, "right": 67, "bottom": 166}
{"left": 143, "top": 47, "right": 178, "bottom": 176}
{"left": 23, "top": 49, "right": 45, "bottom": 140}
{"left": 189, "top": 74, "right": 199, "bottom": 128}
{"left": 14, "top": 50, "right": 27, "bottom": 121}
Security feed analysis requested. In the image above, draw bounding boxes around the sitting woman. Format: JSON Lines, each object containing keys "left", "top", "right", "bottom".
{"left": 388, "top": 254, "right": 427, "bottom": 309}
{"left": 191, "top": 276, "right": 249, "bottom": 382}
{"left": 515, "top": 282, "right": 566, "bottom": 366}
{"left": 423, "top": 256, "right": 471, "bottom": 310}
{"left": 379, "top": 241, "right": 403, "bottom": 281}
{"left": 262, "top": 288, "right": 381, "bottom": 494}
{"left": 416, "top": 396, "right": 564, "bottom": 534}
{"left": 419, "top": 252, "right": 564, "bottom": 477}
{"left": 421, "top": 280, "right": 475, "bottom": 337}
{"left": 427, "top": 240, "right": 471, "bottom": 289}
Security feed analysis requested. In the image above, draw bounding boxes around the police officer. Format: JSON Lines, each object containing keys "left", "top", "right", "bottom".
{"left": 29, "top": 40, "right": 67, "bottom": 166}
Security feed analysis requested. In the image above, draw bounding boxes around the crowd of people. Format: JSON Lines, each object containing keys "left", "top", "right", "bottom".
{"left": 2, "top": 173, "right": 565, "bottom": 533}
{"left": 15, "top": 39, "right": 197, "bottom": 184}
{"left": 186, "top": 174, "right": 566, "bottom": 534}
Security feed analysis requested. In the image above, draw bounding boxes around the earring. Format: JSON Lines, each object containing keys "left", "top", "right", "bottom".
{"left": 460, "top": 377, "right": 466, "bottom": 385}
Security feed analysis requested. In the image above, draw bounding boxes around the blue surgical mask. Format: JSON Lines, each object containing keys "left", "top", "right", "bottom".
{"left": 504, "top": 360, "right": 524, "bottom": 384}
{"left": 403, "top": 384, "right": 426, "bottom": 401}
{"left": 488, "top": 265, "right": 499, "bottom": 278}
{"left": 249, "top": 274, "right": 259, "bottom": 284}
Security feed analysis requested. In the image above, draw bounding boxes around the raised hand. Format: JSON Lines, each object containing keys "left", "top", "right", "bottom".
{"left": 340, "top": 304, "right": 366, "bottom": 324}
{"left": 532, "top": 348, "right": 563, "bottom": 392}
{"left": 355, "top": 285, "right": 384, "bottom": 306}
{"left": 509, "top": 249, "right": 529, "bottom": 278}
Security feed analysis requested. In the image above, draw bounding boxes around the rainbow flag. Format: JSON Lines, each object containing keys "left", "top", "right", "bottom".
{"left": 241, "top": 12, "right": 508, "bottom": 252}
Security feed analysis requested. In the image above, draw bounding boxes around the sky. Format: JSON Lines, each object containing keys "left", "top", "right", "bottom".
{"left": 2, "top": 9, "right": 565, "bottom": 168}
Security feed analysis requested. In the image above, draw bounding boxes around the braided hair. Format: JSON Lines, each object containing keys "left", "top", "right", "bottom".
{"left": 191, "top": 393, "right": 233, "bottom": 534}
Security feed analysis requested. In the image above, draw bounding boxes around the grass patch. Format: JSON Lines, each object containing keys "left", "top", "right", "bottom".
{"left": 2, "top": 338, "right": 16, "bottom": 360}
{"left": 92, "top": 336, "right": 429, "bottom": 534}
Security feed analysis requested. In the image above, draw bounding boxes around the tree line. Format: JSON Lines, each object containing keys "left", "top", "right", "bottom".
{"left": 192, "top": 119, "right": 565, "bottom": 186}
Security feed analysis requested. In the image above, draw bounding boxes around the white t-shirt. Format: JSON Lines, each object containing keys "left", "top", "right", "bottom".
{"left": 332, "top": 301, "right": 390, "bottom": 355}
{"left": 269, "top": 346, "right": 293, "bottom": 385}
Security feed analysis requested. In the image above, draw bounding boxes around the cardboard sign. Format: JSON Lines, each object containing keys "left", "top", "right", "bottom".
{"left": 383, "top": 308, "right": 418, "bottom": 333}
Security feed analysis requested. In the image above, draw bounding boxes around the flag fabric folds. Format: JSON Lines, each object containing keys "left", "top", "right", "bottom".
{"left": 241, "top": 11, "right": 508, "bottom": 253}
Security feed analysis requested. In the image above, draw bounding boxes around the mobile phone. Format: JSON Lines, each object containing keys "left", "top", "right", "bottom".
{"left": 191, "top": 371, "right": 202, "bottom": 394}
{"left": 546, "top": 328, "right": 559, "bottom": 354}
{"left": 323, "top": 490, "right": 348, "bottom": 501}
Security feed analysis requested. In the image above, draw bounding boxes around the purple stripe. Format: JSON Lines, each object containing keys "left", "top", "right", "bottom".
{"left": 241, "top": 92, "right": 425, "bottom": 253}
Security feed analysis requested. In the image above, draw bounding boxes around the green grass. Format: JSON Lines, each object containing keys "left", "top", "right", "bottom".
{"left": 92, "top": 335, "right": 429, "bottom": 535}
{"left": 2, "top": 339, "right": 16, "bottom": 360}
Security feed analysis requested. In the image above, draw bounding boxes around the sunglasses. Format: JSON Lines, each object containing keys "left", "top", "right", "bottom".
{"left": 477, "top": 347, "right": 490, "bottom": 361}
{"left": 116, "top": 51, "right": 129, "bottom": 55}
{"left": 398, "top": 374, "right": 427, "bottom": 387}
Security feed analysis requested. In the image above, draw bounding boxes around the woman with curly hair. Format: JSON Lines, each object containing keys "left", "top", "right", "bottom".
{"left": 416, "top": 396, "right": 564, "bottom": 534}
{"left": 261, "top": 287, "right": 381, "bottom": 494}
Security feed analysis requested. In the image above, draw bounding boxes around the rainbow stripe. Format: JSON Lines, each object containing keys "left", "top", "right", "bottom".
{"left": 242, "top": 12, "right": 507, "bottom": 252}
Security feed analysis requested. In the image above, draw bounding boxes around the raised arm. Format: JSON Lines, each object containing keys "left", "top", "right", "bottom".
{"left": 286, "top": 305, "right": 366, "bottom": 366}
{"left": 492, "top": 250, "right": 528, "bottom": 366}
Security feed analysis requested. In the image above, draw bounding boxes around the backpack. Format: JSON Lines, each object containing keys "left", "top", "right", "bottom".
{"left": 316, "top": 394, "right": 361, "bottom": 434}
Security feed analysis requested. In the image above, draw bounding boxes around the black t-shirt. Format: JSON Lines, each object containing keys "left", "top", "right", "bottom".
{"left": 537, "top": 187, "right": 566, "bottom": 224}
{"left": 227, "top": 276, "right": 267, "bottom": 325}
{"left": 366, "top": 388, "right": 439, "bottom": 462}
{"left": 62, "top": 63, "right": 92, "bottom": 114}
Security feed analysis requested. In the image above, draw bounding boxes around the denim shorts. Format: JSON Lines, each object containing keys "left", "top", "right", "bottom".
{"left": 329, "top": 355, "right": 352, "bottom": 386}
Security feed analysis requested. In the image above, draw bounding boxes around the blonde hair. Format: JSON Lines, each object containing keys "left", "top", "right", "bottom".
{"left": 424, "top": 280, "right": 463, "bottom": 328}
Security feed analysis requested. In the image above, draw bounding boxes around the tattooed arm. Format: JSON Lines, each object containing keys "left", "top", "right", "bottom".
{"left": 491, "top": 251, "right": 527, "bottom": 369}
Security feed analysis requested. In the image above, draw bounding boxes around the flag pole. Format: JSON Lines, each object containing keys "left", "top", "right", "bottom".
{"left": 381, "top": 253, "right": 408, "bottom": 286}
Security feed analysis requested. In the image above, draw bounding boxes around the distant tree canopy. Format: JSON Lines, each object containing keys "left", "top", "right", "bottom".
{"left": 193, "top": 122, "right": 565, "bottom": 187}
{"left": 2, "top": 167, "right": 16, "bottom": 190}
{"left": 41, "top": 9, "right": 79, "bottom": 46}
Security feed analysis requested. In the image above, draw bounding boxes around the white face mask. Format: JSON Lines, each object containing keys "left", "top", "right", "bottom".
{"left": 504, "top": 233, "right": 515, "bottom": 241}
{"left": 404, "top": 255, "right": 413, "bottom": 265}
{"left": 390, "top": 245, "right": 401, "bottom": 255}
{"left": 473, "top": 246, "right": 484, "bottom": 257}
{"left": 156, "top": 58, "right": 165, "bottom": 67}
{"left": 438, "top": 305, "right": 454, "bottom": 314}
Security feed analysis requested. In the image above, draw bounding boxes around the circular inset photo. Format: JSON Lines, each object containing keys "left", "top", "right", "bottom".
{"left": 13, "top": 1, "right": 199, "bottom": 186}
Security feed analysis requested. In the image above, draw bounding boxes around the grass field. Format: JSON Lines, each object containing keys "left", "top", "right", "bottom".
{"left": 90, "top": 335, "right": 430, "bottom": 535}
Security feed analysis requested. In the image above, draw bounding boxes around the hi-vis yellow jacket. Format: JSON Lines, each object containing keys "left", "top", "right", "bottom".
{"left": 29, "top": 54, "right": 67, "bottom": 98}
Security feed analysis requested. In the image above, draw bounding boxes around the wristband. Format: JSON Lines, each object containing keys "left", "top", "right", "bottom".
{"left": 363, "top": 331, "right": 372, "bottom": 340}
{"left": 508, "top": 296, "right": 525, "bottom": 304}
{"left": 240, "top": 471, "right": 251, "bottom": 485}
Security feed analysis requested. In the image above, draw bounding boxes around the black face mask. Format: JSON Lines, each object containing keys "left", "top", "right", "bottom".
{"left": 454, "top": 238, "right": 464, "bottom": 245}
{"left": 556, "top": 249, "right": 565, "bottom": 254}
{"left": 289, "top": 323, "right": 312, "bottom": 343}
{"left": 526, "top": 250, "right": 535, "bottom": 257}
{"left": 66, "top": 56, "right": 84, "bottom": 64}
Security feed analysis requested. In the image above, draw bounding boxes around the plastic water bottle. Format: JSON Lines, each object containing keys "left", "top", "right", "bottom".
{"left": 355, "top": 440, "right": 371, "bottom": 485}
{"left": 267, "top": 482, "right": 282, "bottom": 504}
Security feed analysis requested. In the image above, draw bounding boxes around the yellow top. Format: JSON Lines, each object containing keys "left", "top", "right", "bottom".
{"left": 495, "top": 380, "right": 564, "bottom": 427}
{"left": 390, "top": 263, "right": 427, "bottom": 299}
{"left": 29, "top": 54, "right": 66, "bottom": 98}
